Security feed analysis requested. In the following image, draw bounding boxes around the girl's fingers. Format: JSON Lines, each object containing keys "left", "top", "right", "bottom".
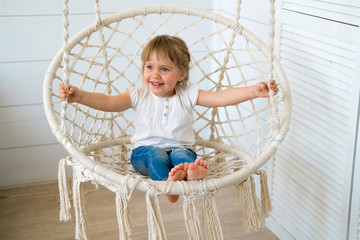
{"left": 69, "top": 86, "right": 77, "bottom": 95}
{"left": 59, "top": 88, "right": 66, "bottom": 93}
{"left": 268, "top": 80, "right": 278, "bottom": 90}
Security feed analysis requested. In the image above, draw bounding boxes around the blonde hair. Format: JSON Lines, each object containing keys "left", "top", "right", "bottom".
{"left": 141, "top": 35, "right": 191, "bottom": 85}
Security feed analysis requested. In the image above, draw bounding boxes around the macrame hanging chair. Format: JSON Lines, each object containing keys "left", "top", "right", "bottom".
{"left": 43, "top": 0, "right": 291, "bottom": 239}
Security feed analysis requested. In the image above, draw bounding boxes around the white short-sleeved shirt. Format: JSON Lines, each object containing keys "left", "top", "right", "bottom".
{"left": 129, "top": 84, "right": 199, "bottom": 149}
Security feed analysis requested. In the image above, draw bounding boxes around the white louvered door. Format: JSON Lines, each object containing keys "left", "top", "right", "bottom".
{"left": 267, "top": 1, "right": 360, "bottom": 240}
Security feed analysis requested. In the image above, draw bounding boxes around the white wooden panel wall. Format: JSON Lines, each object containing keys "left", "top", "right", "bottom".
{"left": 0, "top": 0, "right": 213, "bottom": 187}
{"left": 267, "top": 1, "right": 360, "bottom": 240}
{"left": 351, "top": 36, "right": 360, "bottom": 240}
{"left": 353, "top": 127, "right": 360, "bottom": 240}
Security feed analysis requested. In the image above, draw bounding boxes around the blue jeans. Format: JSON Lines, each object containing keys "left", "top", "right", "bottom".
{"left": 131, "top": 146, "right": 197, "bottom": 181}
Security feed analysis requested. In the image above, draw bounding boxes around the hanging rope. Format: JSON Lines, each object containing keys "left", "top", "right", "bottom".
{"left": 236, "top": 177, "right": 263, "bottom": 232}
{"left": 60, "top": 0, "right": 70, "bottom": 133}
{"left": 94, "top": 0, "right": 112, "bottom": 97}
{"left": 61, "top": 0, "right": 70, "bottom": 89}
{"left": 202, "top": 192, "right": 224, "bottom": 240}
{"left": 94, "top": 0, "right": 116, "bottom": 140}
{"left": 183, "top": 194, "right": 203, "bottom": 240}
{"left": 268, "top": 0, "right": 281, "bottom": 132}
{"left": 257, "top": 169, "right": 273, "bottom": 217}
{"left": 73, "top": 168, "right": 88, "bottom": 240}
{"left": 217, "top": 0, "right": 242, "bottom": 83}
{"left": 146, "top": 191, "right": 167, "bottom": 240}
{"left": 116, "top": 192, "right": 132, "bottom": 239}
{"left": 209, "top": 0, "right": 243, "bottom": 142}
{"left": 58, "top": 157, "right": 71, "bottom": 222}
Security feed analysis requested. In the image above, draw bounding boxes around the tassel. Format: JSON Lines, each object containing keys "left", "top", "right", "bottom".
{"left": 183, "top": 195, "right": 203, "bottom": 240}
{"left": 203, "top": 194, "right": 223, "bottom": 240}
{"left": 237, "top": 177, "right": 262, "bottom": 232}
{"left": 258, "top": 170, "right": 273, "bottom": 218}
{"left": 58, "top": 158, "right": 71, "bottom": 222}
{"left": 145, "top": 191, "right": 167, "bottom": 240}
{"left": 116, "top": 192, "right": 132, "bottom": 240}
{"left": 73, "top": 169, "right": 88, "bottom": 240}
{"left": 251, "top": 176, "right": 264, "bottom": 227}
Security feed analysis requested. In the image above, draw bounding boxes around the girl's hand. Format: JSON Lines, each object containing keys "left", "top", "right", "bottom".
{"left": 255, "top": 80, "right": 278, "bottom": 98}
{"left": 59, "top": 83, "right": 82, "bottom": 103}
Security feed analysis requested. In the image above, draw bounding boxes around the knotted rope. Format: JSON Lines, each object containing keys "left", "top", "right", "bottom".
{"left": 60, "top": 0, "right": 70, "bottom": 135}
{"left": 209, "top": 0, "right": 243, "bottom": 142}
{"left": 268, "top": 0, "right": 281, "bottom": 132}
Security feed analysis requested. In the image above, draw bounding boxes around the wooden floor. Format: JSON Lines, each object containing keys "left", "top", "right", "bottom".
{"left": 0, "top": 180, "right": 279, "bottom": 240}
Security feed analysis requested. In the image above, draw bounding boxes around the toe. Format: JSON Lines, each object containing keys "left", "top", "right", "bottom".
{"left": 188, "top": 162, "right": 195, "bottom": 169}
{"left": 183, "top": 162, "right": 189, "bottom": 171}
{"left": 175, "top": 163, "right": 183, "bottom": 169}
{"left": 203, "top": 161, "right": 209, "bottom": 169}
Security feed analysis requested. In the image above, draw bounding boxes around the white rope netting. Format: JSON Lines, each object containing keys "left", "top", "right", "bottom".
{"left": 48, "top": 6, "right": 289, "bottom": 169}
{"left": 44, "top": 1, "right": 291, "bottom": 239}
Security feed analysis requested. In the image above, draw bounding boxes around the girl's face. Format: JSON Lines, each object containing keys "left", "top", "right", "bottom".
{"left": 143, "top": 51, "right": 184, "bottom": 98}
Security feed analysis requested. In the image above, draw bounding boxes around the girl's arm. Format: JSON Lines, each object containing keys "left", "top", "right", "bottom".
{"left": 197, "top": 80, "right": 278, "bottom": 107}
{"left": 59, "top": 83, "right": 132, "bottom": 112}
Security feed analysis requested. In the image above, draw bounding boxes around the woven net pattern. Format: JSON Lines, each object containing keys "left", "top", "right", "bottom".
{"left": 47, "top": 6, "right": 285, "bottom": 181}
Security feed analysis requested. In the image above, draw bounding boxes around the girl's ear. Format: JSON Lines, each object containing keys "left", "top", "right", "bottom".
{"left": 178, "top": 71, "right": 186, "bottom": 83}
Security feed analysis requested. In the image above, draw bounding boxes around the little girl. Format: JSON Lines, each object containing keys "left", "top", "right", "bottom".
{"left": 59, "top": 35, "right": 278, "bottom": 202}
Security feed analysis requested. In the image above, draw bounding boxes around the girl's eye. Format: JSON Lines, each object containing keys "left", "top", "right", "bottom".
{"left": 146, "top": 66, "right": 153, "bottom": 70}
{"left": 161, "top": 68, "right": 168, "bottom": 72}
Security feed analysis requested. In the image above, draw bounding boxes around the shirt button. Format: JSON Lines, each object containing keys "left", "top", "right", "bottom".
{"left": 164, "top": 114, "right": 168, "bottom": 117}
{"left": 165, "top": 106, "right": 169, "bottom": 109}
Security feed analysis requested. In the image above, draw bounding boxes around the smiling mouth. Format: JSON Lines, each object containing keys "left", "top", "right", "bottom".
{"left": 150, "top": 81, "right": 164, "bottom": 86}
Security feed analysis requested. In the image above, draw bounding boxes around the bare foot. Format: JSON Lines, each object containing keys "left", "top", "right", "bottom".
{"left": 187, "top": 159, "right": 209, "bottom": 181}
{"left": 167, "top": 163, "right": 188, "bottom": 203}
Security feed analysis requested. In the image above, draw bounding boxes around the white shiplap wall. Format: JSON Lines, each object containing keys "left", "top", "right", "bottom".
{"left": 0, "top": 0, "right": 213, "bottom": 187}
{"left": 268, "top": 1, "right": 360, "bottom": 240}
{"left": 354, "top": 127, "right": 360, "bottom": 240}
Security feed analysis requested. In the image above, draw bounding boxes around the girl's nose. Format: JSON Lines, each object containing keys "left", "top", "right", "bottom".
{"left": 152, "top": 72, "right": 160, "bottom": 78}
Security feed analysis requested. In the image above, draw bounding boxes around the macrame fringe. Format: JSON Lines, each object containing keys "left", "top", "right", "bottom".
{"left": 73, "top": 169, "right": 88, "bottom": 240}
{"left": 236, "top": 176, "right": 263, "bottom": 232}
{"left": 203, "top": 194, "right": 224, "bottom": 240}
{"left": 183, "top": 195, "right": 203, "bottom": 240}
{"left": 145, "top": 192, "right": 167, "bottom": 240}
{"left": 116, "top": 192, "right": 132, "bottom": 240}
{"left": 235, "top": 171, "right": 273, "bottom": 232}
{"left": 257, "top": 170, "right": 273, "bottom": 217}
{"left": 58, "top": 158, "right": 71, "bottom": 222}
